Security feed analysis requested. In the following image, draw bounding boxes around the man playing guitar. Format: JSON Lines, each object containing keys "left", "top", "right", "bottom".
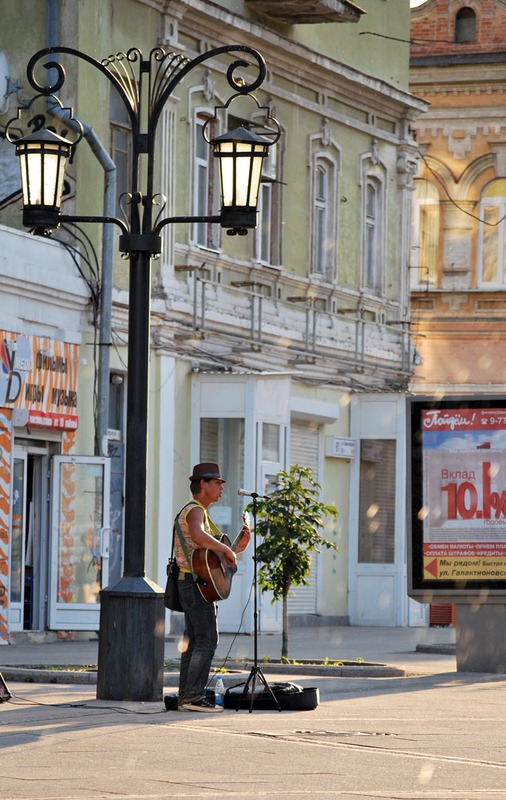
{"left": 175, "top": 462, "right": 250, "bottom": 713}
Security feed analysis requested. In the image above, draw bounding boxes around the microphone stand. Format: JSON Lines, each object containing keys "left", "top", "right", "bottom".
{"left": 239, "top": 491, "right": 281, "bottom": 713}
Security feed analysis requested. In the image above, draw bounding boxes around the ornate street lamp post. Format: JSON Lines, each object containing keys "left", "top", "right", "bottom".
{"left": 8, "top": 44, "right": 277, "bottom": 701}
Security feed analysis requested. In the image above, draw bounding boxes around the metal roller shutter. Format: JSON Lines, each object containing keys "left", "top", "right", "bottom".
{"left": 288, "top": 420, "right": 320, "bottom": 615}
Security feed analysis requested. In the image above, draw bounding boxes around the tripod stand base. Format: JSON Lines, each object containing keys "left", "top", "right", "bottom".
{"left": 0, "top": 672, "right": 11, "bottom": 703}
{"left": 234, "top": 665, "right": 282, "bottom": 712}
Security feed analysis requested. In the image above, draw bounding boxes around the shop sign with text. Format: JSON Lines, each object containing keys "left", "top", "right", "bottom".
{"left": 0, "top": 331, "right": 78, "bottom": 430}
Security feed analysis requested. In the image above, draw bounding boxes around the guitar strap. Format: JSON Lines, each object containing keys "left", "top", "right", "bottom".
{"left": 173, "top": 517, "right": 196, "bottom": 578}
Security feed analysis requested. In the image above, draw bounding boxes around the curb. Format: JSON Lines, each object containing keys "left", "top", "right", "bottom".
{"left": 416, "top": 643, "right": 456, "bottom": 655}
{"left": 0, "top": 660, "right": 405, "bottom": 686}
{"left": 235, "top": 661, "right": 405, "bottom": 678}
{"left": 0, "top": 667, "right": 99, "bottom": 685}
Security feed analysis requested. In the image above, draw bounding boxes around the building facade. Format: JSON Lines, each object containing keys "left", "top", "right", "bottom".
{"left": 408, "top": 0, "right": 506, "bottom": 627}
{"left": 410, "top": 0, "right": 506, "bottom": 395}
{"left": 0, "top": 0, "right": 425, "bottom": 642}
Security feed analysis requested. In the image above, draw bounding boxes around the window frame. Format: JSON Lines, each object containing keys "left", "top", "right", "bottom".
{"left": 257, "top": 175, "right": 273, "bottom": 264}
{"left": 455, "top": 7, "right": 476, "bottom": 43}
{"left": 109, "top": 87, "right": 132, "bottom": 218}
{"left": 192, "top": 111, "right": 220, "bottom": 250}
{"left": 312, "top": 159, "right": 332, "bottom": 278}
{"left": 357, "top": 439, "right": 396, "bottom": 565}
{"left": 308, "top": 132, "right": 340, "bottom": 282}
{"left": 477, "top": 182, "right": 506, "bottom": 287}
{"left": 363, "top": 176, "right": 384, "bottom": 294}
{"left": 411, "top": 180, "right": 440, "bottom": 289}
{"left": 254, "top": 138, "right": 282, "bottom": 267}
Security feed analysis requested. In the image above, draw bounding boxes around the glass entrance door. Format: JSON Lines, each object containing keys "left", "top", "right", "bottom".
{"left": 8, "top": 452, "right": 27, "bottom": 632}
{"left": 49, "top": 456, "right": 110, "bottom": 630}
{"left": 10, "top": 442, "right": 53, "bottom": 632}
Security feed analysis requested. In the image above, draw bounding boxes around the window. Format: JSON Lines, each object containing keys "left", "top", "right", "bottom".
{"left": 262, "top": 423, "right": 280, "bottom": 462}
{"left": 199, "top": 417, "right": 245, "bottom": 537}
{"left": 255, "top": 141, "right": 282, "bottom": 265}
{"left": 360, "top": 145, "right": 386, "bottom": 295}
{"left": 364, "top": 178, "right": 383, "bottom": 293}
{"left": 314, "top": 165, "right": 327, "bottom": 273}
{"left": 157, "top": 105, "right": 176, "bottom": 267}
{"left": 309, "top": 129, "right": 340, "bottom": 281}
{"left": 193, "top": 113, "right": 219, "bottom": 249}
{"left": 110, "top": 88, "right": 132, "bottom": 217}
{"left": 478, "top": 180, "right": 506, "bottom": 286}
{"left": 411, "top": 180, "right": 439, "bottom": 287}
{"left": 358, "top": 440, "right": 396, "bottom": 564}
{"left": 258, "top": 177, "right": 272, "bottom": 263}
{"left": 455, "top": 7, "right": 476, "bottom": 43}
{"left": 313, "top": 161, "right": 330, "bottom": 276}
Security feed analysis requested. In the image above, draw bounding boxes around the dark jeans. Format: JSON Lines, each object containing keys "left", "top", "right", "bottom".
{"left": 177, "top": 575, "right": 218, "bottom": 703}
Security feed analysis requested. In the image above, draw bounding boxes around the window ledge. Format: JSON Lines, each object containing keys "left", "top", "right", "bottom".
{"left": 245, "top": 0, "right": 365, "bottom": 25}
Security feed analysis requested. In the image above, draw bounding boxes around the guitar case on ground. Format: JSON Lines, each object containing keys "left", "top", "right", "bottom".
{"left": 164, "top": 682, "right": 319, "bottom": 711}
{"left": 224, "top": 681, "right": 319, "bottom": 711}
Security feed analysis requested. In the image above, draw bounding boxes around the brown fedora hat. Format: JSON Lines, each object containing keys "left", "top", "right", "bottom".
{"left": 189, "top": 462, "right": 226, "bottom": 482}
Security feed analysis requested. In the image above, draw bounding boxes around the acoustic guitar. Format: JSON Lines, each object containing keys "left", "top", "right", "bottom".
{"left": 192, "top": 513, "right": 250, "bottom": 603}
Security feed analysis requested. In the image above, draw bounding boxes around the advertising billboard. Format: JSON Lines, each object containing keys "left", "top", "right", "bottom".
{"left": 408, "top": 397, "right": 506, "bottom": 600}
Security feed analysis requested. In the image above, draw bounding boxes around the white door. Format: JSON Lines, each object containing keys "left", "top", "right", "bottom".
{"left": 49, "top": 456, "right": 110, "bottom": 630}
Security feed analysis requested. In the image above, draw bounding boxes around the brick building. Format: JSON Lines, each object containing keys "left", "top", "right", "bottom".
{"left": 409, "top": 0, "right": 506, "bottom": 394}
{"left": 411, "top": 0, "right": 506, "bottom": 58}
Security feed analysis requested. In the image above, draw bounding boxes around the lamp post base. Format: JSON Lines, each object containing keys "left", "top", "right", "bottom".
{"left": 455, "top": 603, "right": 506, "bottom": 674}
{"left": 96, "top": 576, "right": 165, "bottom": 701}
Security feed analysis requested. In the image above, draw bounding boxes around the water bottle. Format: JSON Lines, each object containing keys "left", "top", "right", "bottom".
{"left": 215, "top": 676, "right": 225, "bottom": 708}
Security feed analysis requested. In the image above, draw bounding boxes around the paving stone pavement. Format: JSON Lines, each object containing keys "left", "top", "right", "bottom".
{"left": 3, "top": 625, "right": 506, "bottom": 799}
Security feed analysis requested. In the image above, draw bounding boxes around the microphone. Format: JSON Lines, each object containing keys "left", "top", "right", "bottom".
{"left": 237, "top": 488, "right": 267, "bottom": 498}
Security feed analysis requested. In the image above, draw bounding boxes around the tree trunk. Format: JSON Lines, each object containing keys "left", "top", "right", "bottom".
{"left": 281, "top": 590, "right": 289, "bottom": 660}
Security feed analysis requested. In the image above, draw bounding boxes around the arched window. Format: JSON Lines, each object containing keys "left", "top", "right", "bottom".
{"left": 308, "top": 128, "right": 340, "bottom": 282}
{"left": 110, "top": 86, "right": 132, "bottom": 217}
{"left": 478, "top": 179, "right": 506, "bottom": 286}
{"left": 359, "top": 147, "right": 386, "bottom": 295}
{"left": 255, "top": 139, "right": 282, "bottom": 266}
{"left": 313, "top": 162, "right": 328, "bottom": 275}
{"left": 411, "top": 180, "right": 439, "bottom": 288}
{"left": 364, "top": 178, "right": 383, "bottom": 293}
{"left": 193, "top": 112, "right": 219, "bottom": 249}
{"left": 311, "top": 158, "right": 337, "bottom": 278}
{"left": 455, "top": 7, "right": 476, "bottom": 43}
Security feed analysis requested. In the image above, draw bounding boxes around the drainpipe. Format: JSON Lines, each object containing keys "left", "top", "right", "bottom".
{"left": 48, "top": 0, "right": 114, "bottom": 456}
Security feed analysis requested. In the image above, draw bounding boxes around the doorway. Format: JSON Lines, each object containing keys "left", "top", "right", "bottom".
{"left": 10, "top": 441, "right": 54, "bottom": 632}
{"left": 9, "top": 441, "right": 111, "bottom": 633}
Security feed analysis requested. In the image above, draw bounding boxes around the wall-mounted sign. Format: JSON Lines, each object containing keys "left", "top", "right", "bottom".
{"left": 325, "top": 436, "right": 356, "bottom": 460}
{"left": 0, "top": 332, "right": 79, "bottom": 430}
{"left": 408, "top": 397, "right": 506, "bottom": 600}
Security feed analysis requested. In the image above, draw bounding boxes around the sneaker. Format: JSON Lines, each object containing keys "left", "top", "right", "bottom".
{"left": 178, "top": 697, "right": 224, "bottom": 713}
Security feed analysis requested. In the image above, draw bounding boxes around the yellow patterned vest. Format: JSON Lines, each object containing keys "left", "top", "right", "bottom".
{"left": 174, "top": 499, "right": 222, "bottom": 572}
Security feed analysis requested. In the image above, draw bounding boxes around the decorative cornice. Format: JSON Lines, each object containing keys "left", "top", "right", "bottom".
{"left": 244, "top": 0, "right": 365, "bottom": 25}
